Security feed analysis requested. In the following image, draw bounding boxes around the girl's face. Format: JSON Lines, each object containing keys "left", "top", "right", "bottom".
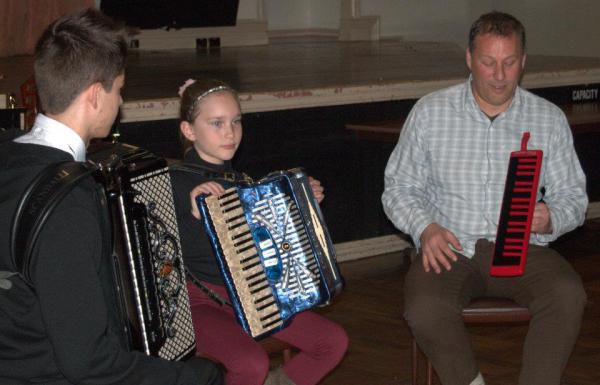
{"left": 181, "top": 91, "right": 242, "bottom": 165}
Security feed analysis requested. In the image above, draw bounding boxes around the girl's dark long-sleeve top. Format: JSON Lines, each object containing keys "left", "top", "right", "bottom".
{"left": 0, "top": 142, "right": 221, "bottom": 385}
{"left": 170, "top": 149, "right": 248, "bottom": 285}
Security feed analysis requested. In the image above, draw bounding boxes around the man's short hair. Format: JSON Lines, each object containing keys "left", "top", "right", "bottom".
{"left": 34, "top": 8, "right": 127, "bottom": 114}
{"left": 468, "top": 11, "right": 526, "bottom": 53}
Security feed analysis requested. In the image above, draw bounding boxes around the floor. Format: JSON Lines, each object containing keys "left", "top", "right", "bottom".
{"left": 313, "top": 219, "right": 600, "bottom": 385}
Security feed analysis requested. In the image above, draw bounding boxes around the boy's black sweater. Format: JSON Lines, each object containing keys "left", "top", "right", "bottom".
{"left": 0, "top": 141, "right": 221, "bottom": 385}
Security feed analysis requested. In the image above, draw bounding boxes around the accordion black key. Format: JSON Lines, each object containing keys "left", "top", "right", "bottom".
{"left": 197, "top": 168, "right": 344, "bottom": 339}
{"left": 93, "top": 146, "right": 196, "bottom": 360}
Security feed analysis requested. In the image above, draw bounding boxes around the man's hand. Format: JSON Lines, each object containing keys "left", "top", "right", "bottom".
{"left": 309, "top": 176, "right": 325, "bottom": 203}
{"left": 531, "top": 202, "right": 552, "bottom": 234}
{"left": 189, "top": 181, "right": 225, "bottom": 219}
{"left": 419, "top": 223, "right": 462, "bottom": 274}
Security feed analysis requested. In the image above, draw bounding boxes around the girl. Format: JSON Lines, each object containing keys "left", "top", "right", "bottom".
{"left": 170, "top": 78, "right": 348, "bottom": 385}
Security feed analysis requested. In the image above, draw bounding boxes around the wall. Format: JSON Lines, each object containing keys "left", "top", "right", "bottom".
{"left": 307, "top": 0, "right": 340, "bottom": 30}
{"left": 491, "top": 0, "right": 600, "bottom": 57}
{"left": 260, "top": 0, "right": 340, "bottom": 31}
{"left": 247, "top": 0, "right": 600, "bottom": 58}
{"left": 359, "top": 0, "right": 472, "bottom": 44}
{"left": 237, "top": 0, "right": 263, "bottom": 20}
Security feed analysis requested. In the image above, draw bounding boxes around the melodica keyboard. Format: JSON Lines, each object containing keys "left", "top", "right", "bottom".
{"left": 490, "top": 132, "right": 543, "bottom": 277}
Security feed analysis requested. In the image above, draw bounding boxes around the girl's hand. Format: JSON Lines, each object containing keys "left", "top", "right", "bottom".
{"left": 308, "top": 176, "right": 325, "bottom": 203}
{"left": 189, "top": 181, "right": 225, "bottom": 219}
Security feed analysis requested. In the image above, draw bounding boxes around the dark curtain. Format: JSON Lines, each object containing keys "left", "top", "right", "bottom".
{"left": 100, "top": 0, "right": 239, "bottom": 29}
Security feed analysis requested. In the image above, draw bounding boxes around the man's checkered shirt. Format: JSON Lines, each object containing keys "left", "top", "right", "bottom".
{"left": 382, "top": 79, "right": 588, "bottom": 257}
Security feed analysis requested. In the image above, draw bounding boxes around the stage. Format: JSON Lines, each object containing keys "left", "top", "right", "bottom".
{"left": 117, "top": 38, "right": 600, "bottom": 121}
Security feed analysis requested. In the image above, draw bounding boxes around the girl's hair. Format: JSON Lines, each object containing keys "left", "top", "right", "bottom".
{"left": 179, "top": 78, "right": 239, "bottom": 123}
{"left": 178, "top": 78, "right": 240, "bottom": 154}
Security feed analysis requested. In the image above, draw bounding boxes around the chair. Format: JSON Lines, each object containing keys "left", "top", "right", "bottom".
{"left": 19, "top": 75, "right": 38, "bottom": 130}
{"left": 197, "top": 336, "right": 293, "bottom": 366}
{"left": 261, "top": 337, "right": 294, "bottom": 365}
{"left": 411, "top": 297, "right": 531, "bottom": 385}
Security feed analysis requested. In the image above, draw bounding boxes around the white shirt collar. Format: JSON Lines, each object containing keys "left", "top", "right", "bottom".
{"left": 14, "top": 114, "right": 87, "bottom": 161}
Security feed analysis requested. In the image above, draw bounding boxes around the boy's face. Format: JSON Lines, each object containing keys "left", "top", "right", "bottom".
{"left": 181, "top": 91, "right": 242, "bottom": 165}
{"left": 93, "top": 74, "right": 125, "bottom": 140}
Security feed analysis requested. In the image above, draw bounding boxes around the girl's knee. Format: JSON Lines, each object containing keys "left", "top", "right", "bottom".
{"left": 326, "top": 323, "right": 349, "bottom": 360}
{"left": 306, "top": 321, "right": 349, "bottom": 363}
{"left": 226, "top": 348, "right": 270, "bottom": 384}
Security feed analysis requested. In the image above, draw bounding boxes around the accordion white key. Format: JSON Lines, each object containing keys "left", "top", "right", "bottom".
{"left": 197, "top": 168, "right": 344, "bottom": 339}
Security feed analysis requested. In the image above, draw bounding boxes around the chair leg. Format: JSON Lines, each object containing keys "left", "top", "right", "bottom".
{"left": 413, "top": 336, "right": 435, "bottom": 385}
{"left": 282, "top": 347, "right": 292, "bottom": 364}
{"left": 426, "top": 359, "right": 433, "bottom": 385}
{"left": 412, "top": 338, "right": 418, "bottom": 385}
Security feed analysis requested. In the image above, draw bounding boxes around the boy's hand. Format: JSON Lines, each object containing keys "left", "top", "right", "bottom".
{"left": 308, "top": 176, "right": 325, "bottom": 203}
{"left": 189, "top": 181, "right": 225, "bottom": 219}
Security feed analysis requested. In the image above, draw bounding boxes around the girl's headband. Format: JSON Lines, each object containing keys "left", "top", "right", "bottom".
{"left": 179, "top": 79, "right": 234, "bottom": 121}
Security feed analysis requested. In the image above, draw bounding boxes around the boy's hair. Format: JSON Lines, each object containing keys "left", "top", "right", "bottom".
{"left": 468, "top": 11, "right": 526, "bottom": 53}
{"left": 34, "top": 8, "right": 127, "bottom": 114}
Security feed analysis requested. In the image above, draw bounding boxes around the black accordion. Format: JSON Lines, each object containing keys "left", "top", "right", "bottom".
{"left": 197, "top": 168, "right": 344, "bottom": 339}
{"left": 92, "top": 146, "right": 196, "bottom": 360}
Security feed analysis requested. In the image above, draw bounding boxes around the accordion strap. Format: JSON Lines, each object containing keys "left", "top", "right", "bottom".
{"left": 170, "top": 163, "right": 252, "bottom": 184}
{"left": 9, "top": 161, "right": 98, "bottom": 287}
{"left": 186, "top": 269, "right": 232, "bottom": 307}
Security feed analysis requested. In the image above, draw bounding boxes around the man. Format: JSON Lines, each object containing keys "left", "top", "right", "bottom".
{"left": 382, "top": 11, "right": 587, "bottom": 385}
{"left": 0, "top": 8, "right": 222, "bottom": 385}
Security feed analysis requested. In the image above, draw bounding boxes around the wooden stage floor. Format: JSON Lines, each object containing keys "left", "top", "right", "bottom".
{"left": 4, "top": 38, "right": 600, "bottom": 121}
{"left": 120, "top": 38, "right": 600, "bottom": 121}
{"left": 315, "top": 219, "right": 600, "bottom": 385}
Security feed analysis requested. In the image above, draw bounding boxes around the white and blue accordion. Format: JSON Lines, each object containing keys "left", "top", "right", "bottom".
{"left": 197, "top": 168, "right": 344, "bottom": 339}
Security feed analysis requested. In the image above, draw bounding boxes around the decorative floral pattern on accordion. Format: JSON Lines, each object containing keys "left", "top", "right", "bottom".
{"left": 250, "top": 191, "right": 321, "bottom": 301}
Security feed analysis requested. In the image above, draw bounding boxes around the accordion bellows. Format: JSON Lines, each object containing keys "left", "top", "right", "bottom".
{"left": 197, "top": 168, "right": 343, "bottom": 339}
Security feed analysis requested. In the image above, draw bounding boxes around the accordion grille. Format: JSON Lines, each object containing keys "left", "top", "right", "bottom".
{"left": 130, "top": 167, "right": 196, "bottom": 360}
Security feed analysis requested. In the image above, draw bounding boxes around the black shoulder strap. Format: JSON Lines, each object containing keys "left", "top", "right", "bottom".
{"left": 9, "top": 161, "right": 98, "bottom": 286}
{"left": 0, "top": 128, "right": 25, "bottom": 143}
{"left": 169, "top": 163, "right": 253, "bottom": 184}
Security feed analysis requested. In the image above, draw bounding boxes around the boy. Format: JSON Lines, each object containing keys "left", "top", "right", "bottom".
{"left": 0, "top": 8, "right": 222, "bottom": 385}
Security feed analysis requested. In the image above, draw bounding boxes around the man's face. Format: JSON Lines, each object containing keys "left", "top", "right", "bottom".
{"left": 466, "top": 32, "right": 526, "bottom": 117}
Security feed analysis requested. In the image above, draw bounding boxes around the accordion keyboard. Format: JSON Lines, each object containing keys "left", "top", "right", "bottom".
{"left": 205, "top": 189, "right": 284, "bottom": 337}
